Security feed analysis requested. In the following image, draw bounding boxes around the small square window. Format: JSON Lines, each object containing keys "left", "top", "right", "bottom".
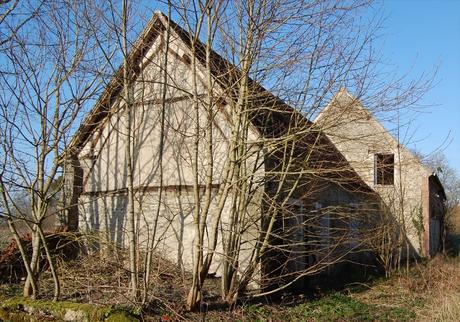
{"left": 375, "top": 154, "right": 394, "bottom": 185}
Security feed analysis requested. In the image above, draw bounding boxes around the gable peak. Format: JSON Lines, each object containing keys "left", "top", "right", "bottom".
{"left": 153, "top": 10, "right": 168, "bottom": 24}
{"left": 335, "top": 87, "right": 356, "bottom": 101}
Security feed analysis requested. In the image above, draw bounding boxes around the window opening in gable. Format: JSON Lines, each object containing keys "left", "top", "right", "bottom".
{"left": 374, "top": 153, "right": 394, "bottom": 185}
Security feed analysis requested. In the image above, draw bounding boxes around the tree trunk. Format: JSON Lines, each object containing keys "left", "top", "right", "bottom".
{"left": 24, "top": 227, "right": 41, "bottom": 298}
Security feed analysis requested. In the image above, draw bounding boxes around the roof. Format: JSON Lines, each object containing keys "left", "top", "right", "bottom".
{"left": 314, "top": 87, "right": 356, "bottom": 124}
{"left": 66, "top": 13, "right": 166, "bottom": 154}
{"left": 429, "top": 173, "right": 446, "bottom": 200}
{"left": 315, "top": 88, "right": 447, "bottom": 198}
{"left": 66, "top": 11, "right": 374, "bottom": 194}
{"left": 315, "top": 88, "right": 437, "bottom": 172}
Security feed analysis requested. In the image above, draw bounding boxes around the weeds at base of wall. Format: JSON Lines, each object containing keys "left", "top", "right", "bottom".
{"left": 0, "top": 234, "right": 459, "bottom": 321}
{"left": 412, "top": 206, "right": 425, "bottom": 255}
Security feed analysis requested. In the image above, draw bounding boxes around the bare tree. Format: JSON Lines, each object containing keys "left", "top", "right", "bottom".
{"left": 75, "top": 0, "right": 176, "bottom": 301}
{"left": 0, "top": 0, "right": 102, "bottom": 299}
{"left": 59, "top": 0, "right": 437, "bottom": 311}
{"left": 170, "top": 0, "right": 435, "bottom": 306}
{"left": 0, "top": 0, "right": 44, "bottom": 48}
{"left": 424, "top": 151, "right": 460, "bottom": 248}
{"left": 425, "top": 151, "right": 460, "bottom": 210}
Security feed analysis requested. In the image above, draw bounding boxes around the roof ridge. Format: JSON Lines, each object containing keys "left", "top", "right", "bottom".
{"left": 64, "top": 11, "right": 373, "bottom": 194}
{"left": 67, "top": 10, "right": 304, "bottom": 154}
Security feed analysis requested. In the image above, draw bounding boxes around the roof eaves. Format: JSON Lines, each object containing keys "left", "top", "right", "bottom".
{"left": 65, "top": 12, "right": 166, "bottom": 157}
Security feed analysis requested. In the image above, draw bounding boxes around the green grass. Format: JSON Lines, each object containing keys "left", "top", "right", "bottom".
{"left": 242, "top": 293, "right": 416, "bottom": 322}
{"left": 299, "top": 293, "right": 415, "bottom": 321}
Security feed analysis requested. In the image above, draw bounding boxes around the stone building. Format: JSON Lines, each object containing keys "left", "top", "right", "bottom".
{"left": 62, "top": 12, "right": 444, "bottom": 289}
{"left": 315, "top": 88, "right": 446, "bottom": 257}
{"left": 60, "top": 13, "right": 375, "bottom": 288}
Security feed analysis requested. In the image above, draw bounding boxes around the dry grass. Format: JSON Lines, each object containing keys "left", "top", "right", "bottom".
{"left": 449, "top": 205, "right": 460, "bottom": 232}
{"left": 1, "top": 233, "right": 459, "bottom": 321}
{"left": 350, "top": 251, "right": 460, "bottom": 322}
{"left": 427, "top": 293, "right": 460, "bottom": 322}
{"left": 46, "top": 250, "right": 190, "bottom": 308}
{"left": 417, "top": 254, "right": 460, "bottom": 322}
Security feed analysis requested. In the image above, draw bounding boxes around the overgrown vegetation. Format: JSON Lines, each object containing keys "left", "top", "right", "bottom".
{"left": 0, "top": 235, "right": 459, "bottom": 321}
{"left": 0, "top": 0, "right": 458, "bottom": 320}
{"left": 241, "top": 293, "right": 415, "bottom": 322}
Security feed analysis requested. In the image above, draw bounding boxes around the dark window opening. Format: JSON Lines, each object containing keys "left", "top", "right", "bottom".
{"left": 375, "top": 154, "right": 394, "bottom": 185}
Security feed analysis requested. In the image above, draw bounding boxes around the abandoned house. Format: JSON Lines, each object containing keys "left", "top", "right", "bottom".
{"left": 61, "top": 12, "right": 445, "bottom": 289}
{"left": 315, "top": 88, "right": 446, "bottom": 257}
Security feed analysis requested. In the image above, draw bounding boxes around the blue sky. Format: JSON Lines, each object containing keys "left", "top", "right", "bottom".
{"left": 377, "top": 0, "right": 460, "bottom": 172}
{"left": 145, "top": 0, "right": 460, "bottom": 173}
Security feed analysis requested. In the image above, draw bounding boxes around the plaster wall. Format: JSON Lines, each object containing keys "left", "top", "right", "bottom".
{"left": 316, "top": 91, "right": 432, "bottom": 255}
